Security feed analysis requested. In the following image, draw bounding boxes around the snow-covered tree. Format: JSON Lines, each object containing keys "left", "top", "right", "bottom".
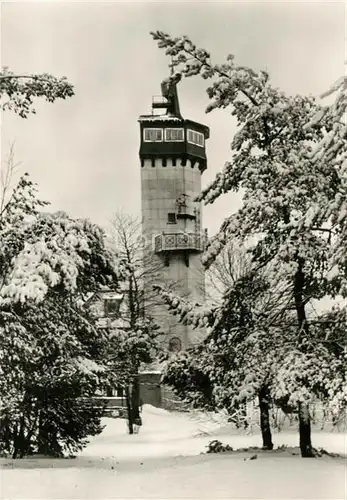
{"left": 151, "top": 31, "right": 347, "bottom": 457}
{"left": 0, "top": 297, "right": 108, "bottom": 457}
{"left": 0, "top": 69, "right": 126, "bottom": 457}
{"left": 108, "top": 212, "right": 171, "bottom": 319}
{"left": 204, "top": 241, "right": 252, "bottom": 304}
{"left": 105, "top": 319, "right": 160, "bottom": 433}
{"left": 106, "top": 213, "right": 162, "bottom": 433}
{"left": 0, "top": 202, "right": 122, "bottom": 457}
{"left": 158, "top": 256, "right": 295, "bottom": 450}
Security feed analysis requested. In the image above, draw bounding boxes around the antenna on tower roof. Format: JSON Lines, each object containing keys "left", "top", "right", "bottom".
{"left": 151, "top": 57, "right": 182, "bottom": 118}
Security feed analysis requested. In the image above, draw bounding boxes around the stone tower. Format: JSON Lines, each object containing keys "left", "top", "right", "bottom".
{"left": 139, "top": 76, "right": 209, "bottom": 351}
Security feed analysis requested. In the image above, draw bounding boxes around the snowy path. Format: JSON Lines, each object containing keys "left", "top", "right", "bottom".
{"left": 1, "top": 405, "right": 346, "bottom": 499}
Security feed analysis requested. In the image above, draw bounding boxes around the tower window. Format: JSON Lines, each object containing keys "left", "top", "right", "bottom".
{"left": 143, "top": 128, "right": 163, "bottom": 142}
{"left": 104, "top": 298, "right": 121, "bottom": 317}
{"left": 168, "top": 337, "right": 182, "bottom": 353}
{"left": 187, "top": 129, "right": 204, "bottom": 147}
{"left": 167, "top": 213, "right": 176, "bottom": 224}
{"left": 164, "top": 128, "right": 184, "bottom": 142}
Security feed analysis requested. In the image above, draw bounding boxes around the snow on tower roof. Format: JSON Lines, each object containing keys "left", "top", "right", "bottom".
{"left": 138, "top": 114, "right": 183, "bottom": 122}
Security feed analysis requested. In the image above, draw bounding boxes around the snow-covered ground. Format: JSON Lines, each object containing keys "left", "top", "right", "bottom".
{"left": 1, "top": 405, "right": 346, "bottom": 499}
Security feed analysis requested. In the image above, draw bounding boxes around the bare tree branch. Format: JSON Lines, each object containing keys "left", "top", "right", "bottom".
{"left": 0, "top": 144, "right": 22, "bottom": 215}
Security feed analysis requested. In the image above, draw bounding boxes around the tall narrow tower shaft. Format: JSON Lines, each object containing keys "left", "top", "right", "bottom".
{"left": 139, "top": 77, "right": 209, "bottom": 351}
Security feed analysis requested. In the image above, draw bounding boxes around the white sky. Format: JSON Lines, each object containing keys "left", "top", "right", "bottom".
{"left": 1, "top": 1, "right": 346, "bottom": 236}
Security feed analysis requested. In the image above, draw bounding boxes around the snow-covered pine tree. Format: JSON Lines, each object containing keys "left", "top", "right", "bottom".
{"left": 151, "top": 31, "right": 346, "bottom": 457}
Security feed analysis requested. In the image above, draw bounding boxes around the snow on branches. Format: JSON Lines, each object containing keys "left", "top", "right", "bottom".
{"left": 153, "top": 284, "right": 217, "bottom": 330}
{"left": 306, "top": 75, "right": 347, "bottom": 297}
{"left": 0, "top": 175, "right": 123, "bottom": 457}
{"left": 151, "top": 32, "right": 346, "bottom": 454}
{"left": 0, "top": 296, "right": 109, "bottom": 457}
{"left": 0, "top": 211, "right": 121, "bottom": 305}
{"left": 0, "top": 67, "right": 74, "bottom": 118}
{"left": 0, "top": 66, "right": 120, "bottom": 458}
{"left": 273, "top": 344, "right": 347, "bottom": 416}
{"left": 0, "top": 169, "right": 125, "bottom": 308}
{"left": 151, "top": 31, "right": 345, "bottom": 282}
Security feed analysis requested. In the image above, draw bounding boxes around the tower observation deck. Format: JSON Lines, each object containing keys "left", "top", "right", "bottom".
{"left": 139, "top": 74, "right": 209, "bottom": 351}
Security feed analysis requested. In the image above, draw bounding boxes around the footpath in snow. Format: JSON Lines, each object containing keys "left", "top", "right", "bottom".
{"left": 1, "top": 404, "right": 346, "bottom": 499}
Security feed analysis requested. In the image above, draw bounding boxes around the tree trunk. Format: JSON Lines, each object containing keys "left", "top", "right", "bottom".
{"left": 125, "top": 385, "right": 133, "bottom": 435}
{"left": 12, "top": 425, "right": 20, "bottom": 459}
{"left": 258, "top": 387, "right": 273, "bottom": 450}
{"left": 12, "top": 414, "right": 27, "bottom": 459}
{"left": 298, "top": 402, "right": 314, "bottom": 457}
{"left": 131, "top": 374, "right": 141, "bottom": 421}
{"left": 37, "top": 412, "right": 51, "bottom": 455}
{"left": 12, "top": 393, "right": 32, "bottom": 459}
{"left": 294, "top": 259, "right": 314, "bottom": 457}
{"left": 293, "top": 259, "right": 310, "bottom": 345}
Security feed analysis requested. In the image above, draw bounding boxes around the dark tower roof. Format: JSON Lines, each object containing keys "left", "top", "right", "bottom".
{"left": 138, "top": 74, "right": 209, "bottom": 172}
{"left": 139, "top": 75, "right": 209, "bottom": 135}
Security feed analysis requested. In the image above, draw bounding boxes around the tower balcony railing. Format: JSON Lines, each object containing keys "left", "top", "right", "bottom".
{"left": 153, "top": 232, "right": 205, "bottom": 253}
